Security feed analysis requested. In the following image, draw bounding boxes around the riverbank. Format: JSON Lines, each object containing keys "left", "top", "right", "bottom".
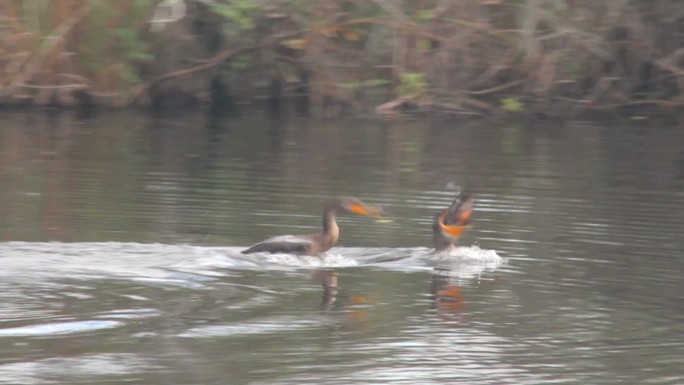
{"left": 1, "top": 1, "right": 683, "bottom": 119}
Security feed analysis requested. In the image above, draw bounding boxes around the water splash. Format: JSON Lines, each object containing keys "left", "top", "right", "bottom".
{"left": 434, "top": 245, "right": 504, "bottom": 263}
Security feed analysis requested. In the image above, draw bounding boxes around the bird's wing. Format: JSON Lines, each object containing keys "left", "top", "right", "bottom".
{"left": 241, "top": 235, "right": 313, "bottom": 255}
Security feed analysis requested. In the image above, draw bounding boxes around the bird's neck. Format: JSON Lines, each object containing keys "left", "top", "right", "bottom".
{"left": 322, "top": 207, "right": 340, "bottom": 245}
{"left": 432, "top": 213, "right": 456, "bottom": 251}
{"left": 433, "top": 232, "right": 455, "bottom": 252}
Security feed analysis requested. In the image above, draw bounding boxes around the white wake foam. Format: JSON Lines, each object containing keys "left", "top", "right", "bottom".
{"left": 253, "top": 252, "right": 359, "bottom": 269}
{"left": 435, "top": 245, "right": 504, "bottom": 264}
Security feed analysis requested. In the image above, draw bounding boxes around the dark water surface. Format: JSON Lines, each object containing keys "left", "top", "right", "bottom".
{"left": 0, "top": 111, "right": 683, "bottom": 384}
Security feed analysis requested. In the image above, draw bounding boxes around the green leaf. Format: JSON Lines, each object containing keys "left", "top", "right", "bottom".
{"left": 364, "top": 79, "right": 390, "bottom": 87}
{"left": 398, "top": 73, "right": 427, "bottom": 96}
{"left": 501, "top": 97, "right": 524, "bottom": 112}
{"left": 209, "top": 4, "right": 235, "bottom": 19}
{"left": 415, "top": 9, "right": 434, "bottom": 23}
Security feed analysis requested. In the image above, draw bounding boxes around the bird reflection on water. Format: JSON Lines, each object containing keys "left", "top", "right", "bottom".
{"left": 311, "top": 268, "right": 370, "bottom": 331}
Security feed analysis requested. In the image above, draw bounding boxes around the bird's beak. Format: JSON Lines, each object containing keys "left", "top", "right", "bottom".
{"left": 349, "top": 204, "right": 383, "bottom": 217}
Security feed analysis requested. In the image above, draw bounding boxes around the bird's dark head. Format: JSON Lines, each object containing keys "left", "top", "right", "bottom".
{"left": 434, "top": 191, "right": 475, "bottom": 241}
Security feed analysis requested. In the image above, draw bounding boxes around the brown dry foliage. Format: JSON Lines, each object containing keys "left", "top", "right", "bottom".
{"left": 0, "top": 0, "right": 683, "bottom": 117}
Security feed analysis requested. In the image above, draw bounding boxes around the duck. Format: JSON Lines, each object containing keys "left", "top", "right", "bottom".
{"left": 432, "top": 191, "right": 474, "bottom": 252}
{"left": 241, "top": 196, "right": 382, "bottom": 255}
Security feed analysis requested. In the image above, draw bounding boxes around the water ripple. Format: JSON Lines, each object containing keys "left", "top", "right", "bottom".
{"left": 0, "top": 320, "right": 122, "bottom": 337}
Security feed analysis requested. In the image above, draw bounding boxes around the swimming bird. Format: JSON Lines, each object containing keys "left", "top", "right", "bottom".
{"left": 241, "top": 196, "right": 382, "bottom": 256}
{"left": 432, "top": 191, "right": 474, "bottom": 252}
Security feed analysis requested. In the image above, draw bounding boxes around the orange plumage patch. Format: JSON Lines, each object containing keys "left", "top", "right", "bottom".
{"left": 437, "top": 285, "right": 462, "bottom": 300}
{"left": 440, "top": 222, "right": 466, "bottom": 237}
{"left": 350, "top": 296, "right": 368, "bottom": 304}
{"left": 436, "top": 285, "right": 465, "bottom": 312}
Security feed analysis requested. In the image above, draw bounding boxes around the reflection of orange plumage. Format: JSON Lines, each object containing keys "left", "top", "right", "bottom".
{"left": 348, "top": 295, "right": 369, "bottom": 329}
{"left": 435, "top": 285, "right": 465, "bottom": 313}
{"left": 350, "top": 296, "right": 368, "bottom": 305}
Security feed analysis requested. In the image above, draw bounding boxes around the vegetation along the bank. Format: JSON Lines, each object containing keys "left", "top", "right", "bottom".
{"left": 1, "top": 0, "right": 684, "bottom": 117}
